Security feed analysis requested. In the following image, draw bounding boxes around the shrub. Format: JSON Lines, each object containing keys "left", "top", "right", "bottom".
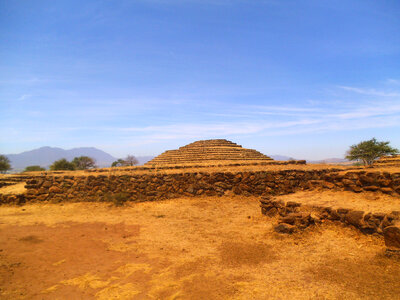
{"left": 24, "top": 165, "right": 45, "bottom": 172}
{"left": 104, "top": 192, "right": 129, "bottom": 206}
{"left": 0, "top": 155, "right": 11, "bottom": 173}
{"left": 50, "top": 158, "right": 75, "bottom": 171}
{"left": 113, "top": 193, "right": 129, "bottom": 206}
{"left": 111, "top": 159, "right": 125, "bottom": 167}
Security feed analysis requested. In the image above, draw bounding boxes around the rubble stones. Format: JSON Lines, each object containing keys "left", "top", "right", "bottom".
{"left": 345, "top": 210, "right": 365, "bottom": 227}
{"left": 260, "top": 197, "right": 400, "bottom": 237}
{"left": 274, "top": 223, "right": 295, "bottom": 234}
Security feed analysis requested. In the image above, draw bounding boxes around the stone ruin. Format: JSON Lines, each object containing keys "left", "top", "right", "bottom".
{"left": 260, "top": 195, "right": 400, "bottom": 255}
{"left": 375, "top": 155, "right": 400, "bottom": 167}
{"left": 146, "top": 139, "right": 273, "bottom": 165}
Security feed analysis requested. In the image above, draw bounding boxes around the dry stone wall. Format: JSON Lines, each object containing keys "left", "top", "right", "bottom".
{"left": 260, "top": 196, "right": 400, "bottom": 235}
{"left": 260, "top": 196, "right": 400, "bottom": 251}
{"left": 9, "top": 169, "right": 399, "bottom": 205}
{"left": 306, "top": 171, "right": 400, "bottom": 195}
{"left": 22, "top": 170, "right": 326, "bottom": 204}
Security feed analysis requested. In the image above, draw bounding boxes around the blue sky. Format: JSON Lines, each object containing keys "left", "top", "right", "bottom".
{"left": 1, "top": 0, "right": 400, "bottom": 160}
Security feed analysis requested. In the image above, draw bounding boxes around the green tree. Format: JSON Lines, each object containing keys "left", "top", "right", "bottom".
{"left": 72, "top": 156, "right": 97, "bottom": 170}
{"left": 50, "top": 158, "right": 76, "bottom": 171}
{"left": 111, "top": 159, "right": 125, "bottom": 167}
{"left": 0, "top": 155, "right": 11, "bottom": 173}
{"left": 24, "top": 165, "right": 45, "bottom": 172}
{"left": 345, "top": 138, "right": 399, "bottom": 166}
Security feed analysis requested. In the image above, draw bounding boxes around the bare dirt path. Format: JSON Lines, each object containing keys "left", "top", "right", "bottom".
{"left": 1, "top": 196, "right": 400, "bottom": 299}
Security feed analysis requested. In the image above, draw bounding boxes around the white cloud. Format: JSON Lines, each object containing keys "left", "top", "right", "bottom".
{"left": 17, "top": 94, "right": 31, "bottom": 101}
{"left": 338, "top": 86, "right": 400, "bottom": 97}
{"left": 387, "top": 79, "right": 400, "bottom": 85}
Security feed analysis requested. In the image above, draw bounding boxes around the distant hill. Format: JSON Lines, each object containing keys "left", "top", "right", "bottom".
{"left": 270, "top": 155, "right": 349, "bottom": 164}
{"left": 270, "top": 155, "right": 296, "bottom": 161}
{"left": 5, "top": 147, "right": 156, "bottom": 171}
{"left": 5, "top": 147, "right": 118, "bottom": 170}
{"left": 136, "top": 156, "right": 154, "bottom": 165}
{"left": 307, "top": 158, "right": 349, "bottom": 164}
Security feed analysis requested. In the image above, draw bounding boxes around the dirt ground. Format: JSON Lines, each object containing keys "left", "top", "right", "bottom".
{"left": 1, "top": 195, "right": 400, "bottom": 299}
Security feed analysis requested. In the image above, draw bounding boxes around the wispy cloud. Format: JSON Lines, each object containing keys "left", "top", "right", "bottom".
{"left": 387, "top": 79, "right": 400, "bottom": 85}
{"left": 338, "top": 86, "right": 400, "bottom": 97}
{"left": 2, "top": 82, "right": 400, "bottom": 156}
{"left": 334, "top": 101, "right": 400, "bottom": 119}
{"left": 17, "top": 94, "right": 31, "bottom": 101}
{"left": 0, "top": 78, "right": 45, "bottom": 86}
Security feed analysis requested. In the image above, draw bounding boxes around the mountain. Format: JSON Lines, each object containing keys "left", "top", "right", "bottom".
{"left": 136, "top": 156, "right": 154, "bottom": 165}
{"left": 270, "top": 155, "right": 296, "bottom": 161}
{"left": 270, "top": 155, "right": 349, "bottom": 164}
{"left": 307, "top": 158, "right": 349, "bottom": 164}
{"left": 6, "top": 147, "right": 117, "bottom": 170}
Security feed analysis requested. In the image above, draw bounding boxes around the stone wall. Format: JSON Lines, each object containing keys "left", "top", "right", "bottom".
{"left": 13, "top": 169, "right": 400, "bottom": 205}
{"left": 23, "top": 169, "right": 329, "bottom": 203}
{"left": 306, "top": 170, "right": 400, "bottom": 195}
{"left": 260, "top": 196, "right": 400, "bottom": 234}
{"left": 260, "top": 196, "right": 400, "bottom": 251}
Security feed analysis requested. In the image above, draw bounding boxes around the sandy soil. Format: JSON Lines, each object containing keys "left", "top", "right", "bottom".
{"left": 276, "top": 190, "right": 400, "bottom": 213}
{"left": 1, "top": 196, "right": 400, "bottom": 299}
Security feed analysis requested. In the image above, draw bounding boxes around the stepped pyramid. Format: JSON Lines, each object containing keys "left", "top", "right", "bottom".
{"left": 375, "top": 155, "right": 400, "bottom": 167}
{"left": 146, "top": 139, "right": 273, "bottom": 165}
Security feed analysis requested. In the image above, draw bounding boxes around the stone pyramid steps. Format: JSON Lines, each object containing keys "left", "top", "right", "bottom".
{"left": 375, "top": 155, "right": 400, "bottom": 166}
{"left": 146, "top": 139, "right": 273, "bottom": 165}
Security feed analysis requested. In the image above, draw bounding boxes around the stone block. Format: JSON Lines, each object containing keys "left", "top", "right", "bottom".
{"left": 345, "top": 210, "right": 365, "bottom": 227}
{"left": 363, "top": 185, "right": 379, "bottom": 191}
{"left": 274, "top": 223, "right": 295, "bottom": 234}
{"left": 286, "top": 201, "right": 301, "bottom": 208}
{"left": 383, "top": 226, "right": 400, "bottom": 250}
{"left": 381, "top": 187, "right": 394, "bottom": 195}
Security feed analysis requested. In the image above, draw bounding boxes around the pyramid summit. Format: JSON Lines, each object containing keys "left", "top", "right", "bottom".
{"left": 146, "top": 139, "right": 273, "bottom": 165}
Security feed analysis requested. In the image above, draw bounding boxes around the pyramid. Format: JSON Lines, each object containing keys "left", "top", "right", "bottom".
{"left": 146, "top": 139, "right": 273, "bottom": 165}
{"left": 375, "top": 155, "right": 400, "bottom": 167}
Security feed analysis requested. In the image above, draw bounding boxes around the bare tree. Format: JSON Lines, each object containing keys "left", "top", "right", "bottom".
{"left": 123, "top": 155, "right": 138, "bottom": 166}
{"left": 72, "top": 156, "right": 97, "bottom": 170}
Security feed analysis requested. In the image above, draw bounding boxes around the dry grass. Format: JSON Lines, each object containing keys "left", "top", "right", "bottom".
{"left": 1, "top": 195, "right": 399, "bottom": 299}
{"left": 13, "top": 162, "right": 400, "bottom": 178}
{"left": 0, "top": 182, "right": 26, "bottom": 195}
{"left": 15, "top": 163, "right": 359, "bottom": 177}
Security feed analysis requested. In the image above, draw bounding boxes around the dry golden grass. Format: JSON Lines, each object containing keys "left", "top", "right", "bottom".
{"left": 14, "top": 163, "right": 360, "bottom": 177}
{"left": 12, "top": 162, "right": 400, "bottom": 178}
{"left": 0, "top": 182, "right": 26, "bottom": 195}
{"left": 1, "top": 195, "right": 399, "bottom": 299}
